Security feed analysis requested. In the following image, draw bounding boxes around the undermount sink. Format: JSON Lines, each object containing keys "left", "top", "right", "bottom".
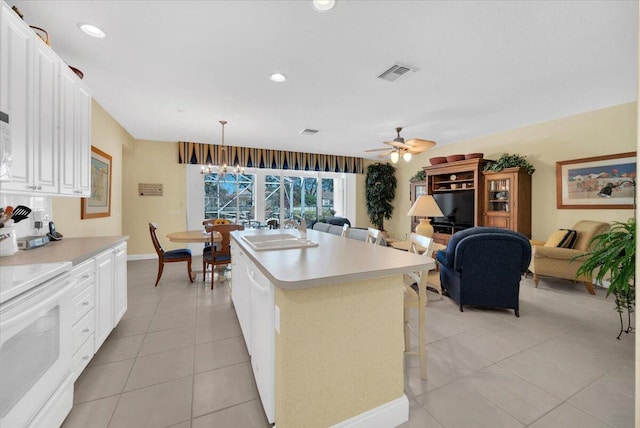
{"left": 241, "top": 233, "right": 319, "bottom": 251}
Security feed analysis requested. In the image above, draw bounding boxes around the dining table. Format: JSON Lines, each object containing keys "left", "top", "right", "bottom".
{"left": 166, "top": 229, "right": 223, "bottom": 281}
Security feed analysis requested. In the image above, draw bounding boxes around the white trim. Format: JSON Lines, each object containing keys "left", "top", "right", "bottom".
{"left": 127, "top": 253, "right": 156, "bottom": 261}
{"left": 329, "top": 395, "right": 409, "bottom": 428}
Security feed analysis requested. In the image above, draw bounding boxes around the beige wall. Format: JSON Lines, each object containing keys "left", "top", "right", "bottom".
{"left": 122, "top": 140, "right": 189, "bottom": 255}
{"left": 52, "top": 100, "right": 134, "bottom": 237}
{"left": 384, "top": 102, "right": 637, "bottom": 241}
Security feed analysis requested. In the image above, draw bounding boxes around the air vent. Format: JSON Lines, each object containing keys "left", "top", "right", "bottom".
{"left": 299, "top": 128, "right": 319, "bottom": 135}
{"left": 377, "top": 64, "right": 417, "bottom": 82}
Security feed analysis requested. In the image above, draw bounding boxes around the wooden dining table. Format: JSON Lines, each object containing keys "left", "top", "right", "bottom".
{"left": 166, "top": 229, "right": 222, "bottom": 244}
{"left": 166, "top": 230, "right": 223, "bottom": 281}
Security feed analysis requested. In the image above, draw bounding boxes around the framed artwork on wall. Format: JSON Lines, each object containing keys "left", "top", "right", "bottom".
{"left": 81, "top": 146, "right": 112, "bottom": 219}
{"left": 556, "top": 152, "right": 636, "bottom": 209}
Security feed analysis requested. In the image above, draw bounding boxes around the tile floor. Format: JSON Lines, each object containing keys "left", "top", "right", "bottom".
{"left": 62, "top": 259, "right": 635, "bottom": 428}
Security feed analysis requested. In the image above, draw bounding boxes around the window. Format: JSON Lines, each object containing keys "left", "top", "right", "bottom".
{"left": 199, "top": 168, "right": 350, "bottom": 228}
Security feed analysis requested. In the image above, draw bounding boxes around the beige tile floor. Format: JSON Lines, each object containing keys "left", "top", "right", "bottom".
{"left": 62, "top": 259, "right": 635, "bottom": 428}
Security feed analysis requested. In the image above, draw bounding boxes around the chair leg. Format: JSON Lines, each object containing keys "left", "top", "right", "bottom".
{"left": 418, "top": 300, "right": 427, "bottom": 380}
{"left": 533, "top": 274, "right": 539, "bottom": 287}
{"left": 187, "top": 259, "right": 193, "bottom": 283}
{"left": 403, "top": 307, "right": 411, "bottom": 353}
{"left": 584, "top": 281, "right": 596, "bottom": 295}
{"left": 514, "top": 308, "right": 519, "bottom": 317}
{"left": 459, "top": 304, "right": 464, "bottom": 312}
{"left": 154, "top": 261, "right": 164, "bottom": 287}
{"left": 211, "top": 266, "right": 215, "bottom": 289}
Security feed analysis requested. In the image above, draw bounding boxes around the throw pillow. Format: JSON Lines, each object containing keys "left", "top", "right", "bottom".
{"left": 544, "top": 229, "right": 577, "bottom": 248}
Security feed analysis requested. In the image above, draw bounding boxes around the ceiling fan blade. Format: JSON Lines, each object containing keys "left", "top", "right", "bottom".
{"left": 405, "top": 138, "right": 437, "bottom": 150}
{"left": 377, "top": 151, "right": 393, "bottom": 158}
{"left": 365, "top": 147, "right": 391, "bottom": 152}
{"left": 383, "top": 140, "right": 410, "bottom": 149}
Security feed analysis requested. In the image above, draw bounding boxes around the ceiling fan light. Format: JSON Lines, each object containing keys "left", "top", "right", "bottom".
{"left": 390, "top": 151, "right": 400, "bottom": 163}
{"left": 403, "top": 152, "right": 412, "bottom": 162}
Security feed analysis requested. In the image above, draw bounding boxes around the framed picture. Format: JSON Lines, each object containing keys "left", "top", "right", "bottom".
{"left": 81, "top": 146, "right": 112, "bottom": 219}
{"left": 556, "top": 152, "right": 636, "bottom": 209}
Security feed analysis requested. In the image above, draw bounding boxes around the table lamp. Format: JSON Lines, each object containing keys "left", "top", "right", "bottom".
{"left": 407, "top": 195, "right": 444, "bottom": 237}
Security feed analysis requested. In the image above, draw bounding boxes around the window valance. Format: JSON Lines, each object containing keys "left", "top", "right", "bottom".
{"left": 178, "top": 142, "right": 363, "bottom": 174}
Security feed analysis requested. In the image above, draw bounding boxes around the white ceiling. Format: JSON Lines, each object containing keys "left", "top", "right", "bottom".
{"left": 10, "top": 0, "right": 638, "bottom": 159}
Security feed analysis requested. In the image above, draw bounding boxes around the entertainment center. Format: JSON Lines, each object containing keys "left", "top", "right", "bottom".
{"left": 413, "top": 158, "right": 532, "bottom": 245}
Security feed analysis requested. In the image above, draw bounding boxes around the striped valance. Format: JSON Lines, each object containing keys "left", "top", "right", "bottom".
{"left": 178, "top": 142, "right": 364, "bottom": 174}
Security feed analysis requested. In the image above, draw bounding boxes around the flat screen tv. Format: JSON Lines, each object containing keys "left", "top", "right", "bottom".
{"left": 431, "top": 191, "right": 474, "bottom": 227}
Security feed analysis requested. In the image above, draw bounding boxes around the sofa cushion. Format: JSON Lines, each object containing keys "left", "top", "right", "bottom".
{"left": 545, "top": 229, "right": 577, "bottom": 249}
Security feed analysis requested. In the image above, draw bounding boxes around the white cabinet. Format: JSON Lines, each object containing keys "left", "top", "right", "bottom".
{"left": 59, "top": 66, "right": 91, "bottom": 196}
{"left": 0, "top": 3, "right": 33, "bottom": 188}
{"left": 0, "top": 2, "right": 91, "bottom": 196}
{"left": 94, "top": 250, "right": 114, "bottom": 349}
{"left": 94, "top": 243, "right": 128, "bottom": 350}
{"left": 231, "top": 242, "right": 252, "bottom": 353}
{"left": 113, "top": 242, "right": 128, "bottom": 324}
{"left": 70, "top": 259, "right": 95, "bottom": 382}
{"left": 248, "top": 264, "right": 275, "bottom": 424}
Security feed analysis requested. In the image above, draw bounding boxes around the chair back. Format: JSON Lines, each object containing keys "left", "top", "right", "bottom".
{"left": 283, "top": 219, "right": 298, "bottom": 229}
{"left": 341, "top": 223, "right": 350, "bottom": 238}
{"left": 366, "top": 228, "right": 383, "bottom": 245}
{"left": 408, "top": 233, "right": 433, "bottom": 256}
{"left": 572, "top": 220, "right": 609, "bottom": 252}
{"left": 266, "top": 219, "right": 279, "bottom": 229}
{"left": 148, "top": 223, "right": 164, "bottom": 256}
{"left": 205, "top": 223, "right": 244, "bottom": 256}
{"left": 203, "top": 218, "right": 231, "bottom": 227}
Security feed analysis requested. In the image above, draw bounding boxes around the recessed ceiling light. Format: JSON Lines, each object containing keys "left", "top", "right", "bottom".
{"left": 312, "top": 0, "right": 336, "bottom": 12}
{"left": 270, "top": 73, "right": 287, "bottom": 83}
{"left": 78, "top": 23, "right": 106, "bottom": 38}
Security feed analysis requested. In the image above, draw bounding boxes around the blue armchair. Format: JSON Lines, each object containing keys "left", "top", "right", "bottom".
{"left": 436, "top": 227, "right": 531, "bottom": 317}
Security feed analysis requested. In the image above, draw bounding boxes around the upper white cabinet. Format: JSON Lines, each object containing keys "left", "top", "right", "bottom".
{"left": 59, "top": 66, "right": 91, "bottom": 196}
{"left": 0, "top": 2, "right": 91, "bottom": 196}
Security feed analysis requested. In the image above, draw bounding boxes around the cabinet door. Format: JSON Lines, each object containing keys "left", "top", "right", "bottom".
{"left": 113, "top": 243, "right": 127, "bottom": 325}
{"left": 0, "top": 4, "right": 33, "bottom": 189}
{"left": 59, "top": 67, "right": 78, "bottom": 195}
{"left": 76, "top": 85, "right": 91, "bottom": 195}
{"left": 32, "top": 40, "right": 58, "bottom": 193}
{"left": 95, "top": 250, "right": 114, "bottom": 349}
{"left": 231, "top": 242, "right": 251, "bottom": 353}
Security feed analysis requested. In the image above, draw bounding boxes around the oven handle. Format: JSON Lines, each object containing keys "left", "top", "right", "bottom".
{"left": 1, "top": 278, "right": 73, "bottom": 329}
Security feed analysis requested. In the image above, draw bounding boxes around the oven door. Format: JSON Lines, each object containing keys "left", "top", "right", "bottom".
{"left": 0, "top": 272, "right": 73, "bottom": 428}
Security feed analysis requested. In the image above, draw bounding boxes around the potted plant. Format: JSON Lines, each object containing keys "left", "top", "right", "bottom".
{"left": 411, "top": 170, "right": 426, "bottom": 181}
{"left": 574, "top": 218, "right": 635, "bottom": 339}
{"left": 365, "top": 163, "right": 397, "bottom": 231}
{"left": 484, "top": 153, "right": 535, "bottom": 175}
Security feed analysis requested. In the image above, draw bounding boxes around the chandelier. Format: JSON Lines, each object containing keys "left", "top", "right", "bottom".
{"left": 201, "top": 120, "right": 245, "bottom": 175}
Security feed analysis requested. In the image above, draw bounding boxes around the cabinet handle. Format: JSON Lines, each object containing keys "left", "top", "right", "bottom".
{"left": 74, "top": 190, "right": 82, "bottom": 194}
{"left": 82, "top": 355, "right": 90, "bottom": 360}
{"left": 82, "top": 301, "right": 90, "bottom": 306}
{"left": 83, "top": 328, "right": 90, "bottom": 333}
{"left": 36, "top": 185, "right": 42, "bottom": 190}
{"left": 82, "top": 274, "right": 91, "bottom": 279}
{"left": 27, "top": 185, "right": 37, "bottom": 190}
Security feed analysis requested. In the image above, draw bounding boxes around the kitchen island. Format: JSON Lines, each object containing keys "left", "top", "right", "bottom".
{"left": 230, "top": 229, "right": 435, "bottom": 428}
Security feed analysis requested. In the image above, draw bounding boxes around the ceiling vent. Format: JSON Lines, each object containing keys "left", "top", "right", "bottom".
{"left": 299, "top": 128, "right": 319, "bottom": 135}
{"left": 377, "top": 64, "right": 417, "bottom": 82}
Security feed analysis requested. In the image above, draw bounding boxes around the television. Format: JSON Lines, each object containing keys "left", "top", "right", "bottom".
{"left": 431, "top": 191, "right": 475, "bottom": 227}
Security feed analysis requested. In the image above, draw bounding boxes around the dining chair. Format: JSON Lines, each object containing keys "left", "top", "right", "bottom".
{"left": 365, "top": 227, "right": 383, "bottom": 245}
{"left": 266, "top": 219, "right": 279, "bottom": 229}
{"left": 341, "top": 223, "right": 350, "bottom": 238}
{"left": 403, "top": 233, "right": 434, "bottom": 380}
{"left": 149, "top": 223, "right": 193, "bottom": 287}
{"left": 203, "top": 223, "right": 244, "bottom": 289}
{"left": 282, "top": 219, "right": 298, "bottom": 229}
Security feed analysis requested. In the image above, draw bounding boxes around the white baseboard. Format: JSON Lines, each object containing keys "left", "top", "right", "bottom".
{"left": 127, "top": 253, "right": 156, "bottom": 261}
{"left": 329, "top": 395, "right": 409, "bottom": 428}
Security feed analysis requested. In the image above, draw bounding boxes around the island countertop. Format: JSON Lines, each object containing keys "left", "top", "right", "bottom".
{"left": 231, "top": 229, "right": 434, "bottom": 289}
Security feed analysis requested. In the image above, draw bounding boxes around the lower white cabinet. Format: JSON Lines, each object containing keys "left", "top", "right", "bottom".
{"left": 70, "top": 259, "right": 95, "bottom": 382}
{"left": 69, "top": 242, "right": 128, "bottom": 381}
{"left": 231, "top": 239, "right": 275, "bottom": 424}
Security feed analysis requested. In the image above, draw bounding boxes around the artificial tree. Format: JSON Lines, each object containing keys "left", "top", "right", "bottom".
{"left": 365, "top": 162, "right": 397, "bottom": 231}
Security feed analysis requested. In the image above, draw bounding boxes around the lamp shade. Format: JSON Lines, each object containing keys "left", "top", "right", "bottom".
{"left": 407, "top": 195, "right": 444, "bottom": 237}
{"left": 407, "top": 195, "right": 444, "bottom": 218}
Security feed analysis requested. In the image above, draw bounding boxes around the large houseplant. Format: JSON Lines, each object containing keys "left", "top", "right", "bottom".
{"left": 484, "top": 153, "right": 535, "bottom": 175}
{"left": 365, "top": 163, "right": 397, "bottom": 231}
{"left": 574, "top": 218, "right": 635, "bottom": 339}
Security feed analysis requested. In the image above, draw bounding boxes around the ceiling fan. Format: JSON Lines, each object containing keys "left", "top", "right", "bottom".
{"left": 365, "top": 127, "right": 436, "bottom": 163}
